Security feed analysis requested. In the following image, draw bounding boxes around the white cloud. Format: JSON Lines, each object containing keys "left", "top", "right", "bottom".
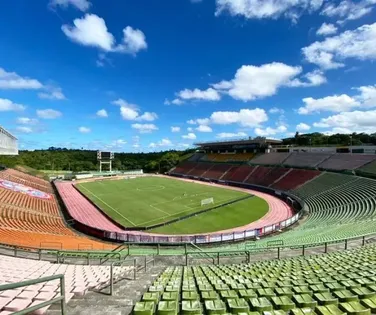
{"left": 149, "top": 138, "right": 173, "bottom": 148}
{"left": 302, "top": 23, "right": 376, "bottom": 69}
{"left": 0, "top": 98, "right": 26, "bottom": 112}
{"left": 178, "top": 87, "right": 221, "bottom": 101}
{"left": 172, "top": 98, "right": 184, "bottom": 105}
{"left": 196, "top": 125, "right": 213, "bottom": 132}
{"left": 131, "top": 123, "right": 158, "bottom": 134}
{"left": 132, "top": 143, "right": 140, "bottom": 149}
{"left": 113, "top": 98, "right": 157, "bottom": 121}
{"left": 314, "top": 109, "right": 376, "bottom": 134}
{"left": 214, "top": 63, "right": 302, "bottom": 101}
{"left": 254, "top": 125, "right": 287, "bottom": 136}
{"left": 296, "top": 122, "right": 311, "bottom": 131}
{"left": 114, "top": 26, "right": 148, "bottom": 55}
{"left": 298, "top": 94, "right": 360, "bottom": 114}
{"left": 210, "top": 108, "right": 268, "bottom": 127}
{"left": 182, "top": 133, "right": 197, "bottom": 140}
{"left": 38, "top": 86, "right": 66, "bottom": 100}
{"left": 355, "top": 84, "right": 376, "bottom": 108}
{"left": 187, "top": 127, "right": 193, "bottom": 132}
{"left": 215, "top": 0, "right": 323, "bottom": 21}
{"left": 136, "top": 112, "right": 158, "bottom": 121}
{"left": 187, "top": 118, "right": 210, "bottom": 125}
{"left": 171, "top": 126, "right": 181, "bottom": 132}
{"left": 109, "top": 139, "right": 127, "bottom": 148}
{"left": 316, "top": 23, "right": 338, "bottom": 36}
{"left": 287, "top": 69, "right": 327, "bottom": 87}
{"left": 15, "top": 126, "right": 33, "bottom": 134}
{"left": 321, "top": 0, "right": 376, "bottom": 23}
{"left": 62, "top": 14, "right": 147, "bottom": 55}
{"left": 96, "top": 109, "right": 108, "bottom": 118}
{"left": 49, "top": 0, "right": 91, "bottom": 11}
{"left": 0, "top": 68, "right": 43, "bottom": 90}
{"left": 36, "top": 109, "right": 62, "bottom": 119}
{"left": 269, "top": 107, "right": 285, "bottom": 114}
{"left": 16, "top": 117, "right": 38, "bottom": 125}
{"left": 79, "top": 126, "right": 91, "bottom": 133}
{"left": 216, "top": 132, "right": 247, "bottom": 139}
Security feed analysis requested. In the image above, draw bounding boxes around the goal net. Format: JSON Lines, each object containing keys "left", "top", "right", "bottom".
{"left": 201, "top": 197, "right": 214, "bottom": 207}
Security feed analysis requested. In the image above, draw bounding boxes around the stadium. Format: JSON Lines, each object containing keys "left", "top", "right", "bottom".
{"left": 2, "top": 125, "right": 376, "bottom": 314}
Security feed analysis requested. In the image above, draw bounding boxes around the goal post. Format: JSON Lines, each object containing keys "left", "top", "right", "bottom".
{"left": 201, "top": 197, "right": 214, "bottom": 207}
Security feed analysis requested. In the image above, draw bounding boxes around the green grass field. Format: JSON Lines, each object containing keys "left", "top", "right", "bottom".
{"left": 76, "top": 176, "right": 268, "bottom": 234}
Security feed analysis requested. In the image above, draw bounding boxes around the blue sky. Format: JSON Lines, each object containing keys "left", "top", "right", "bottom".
{"left": 0, "top": 0, "right": 376, "bottom": 152}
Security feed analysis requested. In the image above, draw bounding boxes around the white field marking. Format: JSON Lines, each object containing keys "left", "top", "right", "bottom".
{"left": 136, "top": 185, "right": 165, "bottom": 192}
{"left": 151, "top": 192, "right": 209, "bottom": 207}
{"left": 149, "top": 203, "right": 170, "bottom": 216}
{"left": 79, "top": 184, "right": 137, "bottom": 227}
{"left": 137, "top": 195, "right": 245, "bottom": 226}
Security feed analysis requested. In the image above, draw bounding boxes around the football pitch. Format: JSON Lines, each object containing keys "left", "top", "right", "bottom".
{"left": 76, "top": 176, "right": 268, "bottom": 234}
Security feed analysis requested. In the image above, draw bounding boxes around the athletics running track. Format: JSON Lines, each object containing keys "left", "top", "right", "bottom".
{"left": 54, "top": 176, "right": 294, "bottom": 238}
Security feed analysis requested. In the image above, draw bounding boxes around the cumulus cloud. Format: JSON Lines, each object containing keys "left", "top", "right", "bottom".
{"left": 178, "top": 87, "right": 221, "bottom": 101}
{"left": 316, "top": 23, "right": 338, "bottom": 36}
{"left": 79, "top": 126, "right": 91, "bottom": 133}
{"left": 96, "top": 109, "right": 108, "bottom": 117}
{"left": 321, "top": 0, "right": 376, "bottom": 23}
{"left": 187, "top": 118, "right": 210, "bottom": 125}
{"left": 313, "top": 109, "right": 376, "bottom": 134}
{"left": 296, "top": 122, "right": 311, "bottom": 131}
{"left": 302, "top": 23, "right": 376, "bottom": 69}
{"left": 49, "top": 0, "right": 91, "bottom": 11}
{"left": 182, "top": 133, "right": 197, "bottom": 140}
{"left": 149, "top": 138, "right": 173, "bottom": 148}
{"left": 62, "top": 14, "right": 147, "bottom": 55}
{"left": 0, "top": 68, "right": 43, "bottom": 90}
{"left": 196, "top": 125, "right": 213, "bottom": 132}
{"left": 38, "top": 86, "right": 66, "bottom": 100}
{"left": 212, "top": 63, "right": 302, "bottom": 101}
{"left": 254, "top": 125, "right": 287, "bottom": 137}
{"left": 36, "top": 109, "right": 62, "bottom": 119}
{"left": 216, "top": 132, "right": 247, "bottom": 139}
{"left": 15, "top": 126, "right": 33, "bottom": 134}
{"left": 113, "top": 98, "right": 157, "bottom": 121}
{"left": 131, "top": 123, "right": 158, "bottom": 134}
{"left": 287, "top": 69, "right": 327, "bottom": 87}
{"left": 171, "top": 126, "right": 181, "bottom": 132}
{"left": 0, "top": 98, "right": 26, "bottom": 112}
{"left": 269, "top": 107, "right": 285, "bottom": 114}
{"left": 187, "top": 127, "right": 193, "bottom": 132}
{"left": 215, "top": 0, "right": 323, "bottom": 21}
{"left": 298, "top": 94, "right": 360, "bottom": 114}
{"left": 210, "top": 108, "right": 268, "bottom": 127}
{"left": 16, "top": 117, "right": 38, "bottom": 125}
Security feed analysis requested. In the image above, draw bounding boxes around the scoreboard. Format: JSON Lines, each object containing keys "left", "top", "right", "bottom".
{"left": 97, "top": 151, "right": 114, "bottom": 160}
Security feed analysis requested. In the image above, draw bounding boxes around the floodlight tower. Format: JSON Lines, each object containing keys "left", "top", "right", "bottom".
{"left": 97, "top": 151, "right": 114, "bottom": 172}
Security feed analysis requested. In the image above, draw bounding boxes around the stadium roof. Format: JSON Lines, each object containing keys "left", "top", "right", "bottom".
{"left": 194, "top": 137, "right": 282, "bottom": 147}
{"left": 0, "top": 126, "right": 17, "bottom": 140}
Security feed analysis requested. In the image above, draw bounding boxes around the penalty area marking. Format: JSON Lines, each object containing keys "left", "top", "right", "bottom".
{"left": 137, "top": 185, "right": 165, "bottom": 192}
{"left": 79, "top": 184, "right": 137, "bottom": 227}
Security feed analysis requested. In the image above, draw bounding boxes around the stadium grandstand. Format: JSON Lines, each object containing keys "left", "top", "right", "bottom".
{"left": 0, "top": 126, "right": 18, "bottom": 156}
{"left": 2, "top": 133, "right": 376, "bottom": 314}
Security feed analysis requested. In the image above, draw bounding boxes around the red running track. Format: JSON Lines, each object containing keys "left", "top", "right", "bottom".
{"left": 55, "top": 177, "right": 294, "bottom": 237}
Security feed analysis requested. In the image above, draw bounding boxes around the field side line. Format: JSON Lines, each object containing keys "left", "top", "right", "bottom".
{"left": 152, "top": 192, "right": 209, "bottom": 207}
{"left": 138, "top": 195, "right": 245, "bottom": 226}
{"left": 79, "top": 185, "right": 137, "bottom": 227}
{"left": 149, "top": 204, "right": 170, "bottom": 216}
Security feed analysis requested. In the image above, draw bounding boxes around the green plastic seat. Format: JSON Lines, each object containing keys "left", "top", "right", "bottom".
{"left": 339, "top": 301, "right": 371, "bottom": 315}
{"left": 205, "top": 300, "right": 227, "bottom": 315}
{"left": 215, "top": 283, "right": 230, "bottom": 291}
{"left": 293, "top": 294, "right": 318, "bottom": 308}
{"left": 149, "top": 285, "right": 165, "bottom": 293}
{"left": 360, "top": 296, "right": 376, "bottom": 312}
{"left": 316, "top": 305, "right": 345, "bottom": 315}
{"left": 182, "top": 291, "right": 199, "bottom": 301}
{"left": 325, "top": 283, "right": 345, "bottom": 292}
{"left": 314, "top": 292, "right": 338, "bottom": 306}
{"left": 142, "top": 292, "right": 160, "bottom": 303}
{"left": 162, "top": 292, "right": 179, "bottom": 302}
{"left": 231, "top": 283, "right": 246, "bottom": 291}
{"left": 249, "top": 297, "right": 273, "bottom": 312}
{"left": 290, "top": 308, "right": 316, "bottom": 315}
{"left": 238, "top": 289, "right": 257, "bottom": 299}
{"left": 310, "top": 285, "right": 329, "bottom": 293}
{"left": 181, "top": 300, "right": 202, "bottom": 315}
{"left": 246, "top": 283, "right": 262, "bottom": 290}
{"left": 257, "top": 288, "right": 276, "bottom": 298}
{"left": 199, "top": 284, "right": 213, "bottom": 292}
{"left": 294, "top": 286, "right": 313, "bottom": 296}
{"left": 271, "top": 296, "right": 296, "bottom": 311}
{"left": 182, "top": 285, "right": 197, "bottom": 292}
{"left": 227, "top": 298, "right": 250, "bottom": 314}
{"left": 133, "top": 301, "right": 155, "bottom": 315}
{"left": 157, "top": 301, "right": 178, "bottom": 315}
{"left": 333, "top": 290, "right": 359, "bottom": 302}
{"left": 351, "top": 287, "right": 376, "bottom": 299}
{"left": 220, "top": 290, "right": 238, "bottom": 301}
{"left": 275, "top": 287, "right": 294, "bottom": 297}
{"left": 355, "top": 278, "right": 374, "bottom": 286}
{"left": 262, "top": 281, "right": 277, "bottom": 289}
{"left": 202, "top": 291, "right": 219, "bottom": 301}
{"left": 262, "top": 311, "right": 287, "bottom": 315}
{"left": 165, "top": 285, "right": 180, "bottom": 293}
{"left": 277, "top": 281, "right": 293, "bottom": 288}
{"left": 340, "top": 280, "right": 361, "bottom": 290}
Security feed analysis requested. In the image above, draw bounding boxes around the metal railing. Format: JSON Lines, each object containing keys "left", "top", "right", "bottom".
{"left": 0, "top": 274, "right": 66, "bottom": 315}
